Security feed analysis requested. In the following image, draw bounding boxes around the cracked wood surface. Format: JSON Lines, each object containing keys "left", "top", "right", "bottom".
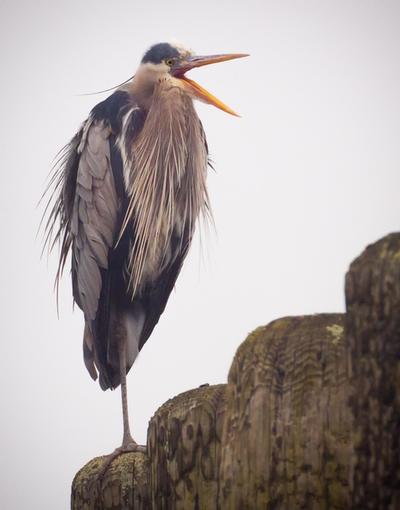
{"left": 71, "top": 452, "right": 150, "bottom": 510}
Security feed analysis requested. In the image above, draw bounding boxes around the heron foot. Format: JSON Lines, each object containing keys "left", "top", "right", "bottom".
{"left": 91, "top": 441, "right": 147, "bottom": 489}
{"left": 102, "top": 441, "right": 147, "bottom": 473}
{"left": 114, "top": 441, "right": 147, "bottom": 455}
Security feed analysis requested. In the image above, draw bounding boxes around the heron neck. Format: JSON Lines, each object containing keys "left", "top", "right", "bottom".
{"left": 128, "top": 72, "right": 188, "bottom": 111}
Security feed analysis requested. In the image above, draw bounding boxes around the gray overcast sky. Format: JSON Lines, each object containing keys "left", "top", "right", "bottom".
{"left": 1, "top": 1, "right": 400, "bottom": 508}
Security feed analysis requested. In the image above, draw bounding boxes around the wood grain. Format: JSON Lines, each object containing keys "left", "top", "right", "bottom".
{"left": 219, "top": 314, "right": 352, "bottom": 510}
{"left": 148, "top": 384, "right": 226, "bottom": 509}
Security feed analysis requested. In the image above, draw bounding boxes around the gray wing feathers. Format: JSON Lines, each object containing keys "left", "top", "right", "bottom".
{"left": 83, "top": 323, "right": 98, "bottom": 381}
{"left": 71, "top": 121, "right": 118, "bottom": 321}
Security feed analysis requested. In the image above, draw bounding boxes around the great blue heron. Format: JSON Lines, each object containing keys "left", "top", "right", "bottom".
{"left": 43, "top": 42, "right": 247, "bottom": 456}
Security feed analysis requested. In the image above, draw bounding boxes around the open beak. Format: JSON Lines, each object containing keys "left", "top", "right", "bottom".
{"left": 172, "top": 53, "right": 249, "bottom": 116}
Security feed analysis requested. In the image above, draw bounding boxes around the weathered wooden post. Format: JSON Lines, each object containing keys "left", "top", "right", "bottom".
{"left": 71, "top": 452, "right": 150, "bottom": 509}
{"left": 71, "top": 234, "right": 400, "bottom": 509}
{"left": 346, "top": 233, "right": 400, "bottom": 510}
{"left": 148, "top": 384, "right": 226, "bottom": 509}
{"left": 218, "top": 314, "right": 352, "bottom": 509}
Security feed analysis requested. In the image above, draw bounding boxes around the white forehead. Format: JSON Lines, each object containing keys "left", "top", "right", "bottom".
{"left": 168, "top": 39, "right": 194, "bottom": 58}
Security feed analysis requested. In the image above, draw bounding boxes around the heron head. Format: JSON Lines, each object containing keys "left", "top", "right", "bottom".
{"left": 136, "top": 42, "right": 248, "bottom": 116}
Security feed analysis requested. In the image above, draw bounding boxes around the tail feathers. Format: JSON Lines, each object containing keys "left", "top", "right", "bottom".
{"left": 82, "top": 303, "right": 145, "bottom": 391}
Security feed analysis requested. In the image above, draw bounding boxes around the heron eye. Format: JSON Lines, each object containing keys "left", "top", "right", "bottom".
{"left": 165, "top": 58, "right": 175, "bottom": 67}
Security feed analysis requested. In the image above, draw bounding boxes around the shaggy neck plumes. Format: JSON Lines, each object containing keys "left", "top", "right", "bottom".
{"left": 120, "top": 80, "right": 210, "bottom": 297}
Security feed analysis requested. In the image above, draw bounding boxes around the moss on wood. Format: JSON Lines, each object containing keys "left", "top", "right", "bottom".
{"left": 71, "top": 452, "right": 150, "bottom": 510}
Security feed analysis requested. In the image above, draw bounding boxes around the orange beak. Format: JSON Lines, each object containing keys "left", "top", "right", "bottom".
{"left": 172, "top": 53, "right": 249, "bottom": 116}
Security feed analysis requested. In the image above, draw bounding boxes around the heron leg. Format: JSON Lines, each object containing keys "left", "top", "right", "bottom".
{"left": 89, "top": 343, "right": 145, "bottom": 488}
{"left": 119, "top": 337, "right": 136, "bottom": 448}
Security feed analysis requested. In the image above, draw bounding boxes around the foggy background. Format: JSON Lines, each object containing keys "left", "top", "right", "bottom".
{"left": 1, "top": 1, "right": 400, "bottom": 508}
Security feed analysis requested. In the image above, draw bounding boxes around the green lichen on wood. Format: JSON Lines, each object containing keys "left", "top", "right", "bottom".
{"left": 326, "top": 324, "right": 344, "bottom": 344}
